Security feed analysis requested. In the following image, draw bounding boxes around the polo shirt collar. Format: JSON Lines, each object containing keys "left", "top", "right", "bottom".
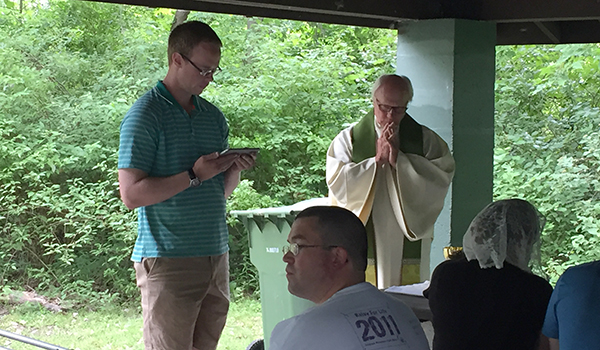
{"left": 155, "top": 81, "right": 205, "bottom": 113}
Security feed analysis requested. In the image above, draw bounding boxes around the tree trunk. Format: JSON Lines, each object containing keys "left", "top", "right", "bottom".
{"left": 171, "top": 9, "right": 190, "bottom": 31}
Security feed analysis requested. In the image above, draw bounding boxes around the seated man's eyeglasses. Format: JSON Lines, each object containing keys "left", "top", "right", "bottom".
{"left": 180, "top": 53, "right": 222, "bottom": 77}
{"left": 283, "top": 242, "right": 338, "bottom": 256}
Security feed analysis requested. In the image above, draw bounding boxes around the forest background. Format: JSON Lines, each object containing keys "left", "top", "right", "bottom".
{"left": 1, "top": 0, "right": 600, "bottom": 308}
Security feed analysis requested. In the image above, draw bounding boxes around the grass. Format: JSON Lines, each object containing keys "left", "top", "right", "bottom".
{"left": 0, "top": 298, "right": 263, "bottom": 350}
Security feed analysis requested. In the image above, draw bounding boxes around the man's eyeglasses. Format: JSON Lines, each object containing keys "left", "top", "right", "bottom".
{"left": 180, "top": 53, "right": 222, "bottom": 77}
{"left": 282, "top": 242, "right": 338, "bottom": 256}
{"left": 376, "top": 99, "right": 407, "bottom": 115}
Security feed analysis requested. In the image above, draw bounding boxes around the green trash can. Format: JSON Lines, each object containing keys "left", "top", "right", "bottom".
{"left": 231, "top": 198, "right": 331, "bottom": 349}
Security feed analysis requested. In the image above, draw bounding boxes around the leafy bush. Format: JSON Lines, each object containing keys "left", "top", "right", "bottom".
{"left": 495, "top": 44, "right": 600, "bottom": 282}
{"left": 226, "top": 180, "right": 282, "bottom": 299}
{"left": 0, "top": 1, "right": 165, "bottom": 305}
{"left": 0, "top": 1, "right": 397, "bottom": 305}
{"left": 5, "top": 0, "right": 598, "bottom": 306}
{"left": 0, "top": 121, "right": 137, "bottom": 305}
{"left": 200, "top": 14, "right": 396, "bottom": 203}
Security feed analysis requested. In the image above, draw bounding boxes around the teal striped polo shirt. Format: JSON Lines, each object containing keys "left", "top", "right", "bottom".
{"left": 118, "top": 81, "right": 230, "bottom": 262}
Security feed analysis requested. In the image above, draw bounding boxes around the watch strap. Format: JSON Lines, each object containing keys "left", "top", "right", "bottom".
{"left": 187, "top": 168, "right": 202, "bottom": 187}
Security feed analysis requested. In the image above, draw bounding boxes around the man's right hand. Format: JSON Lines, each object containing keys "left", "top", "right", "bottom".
{"left": 192, "top": 152, "right": 239, "bottom": 182}
{"left": 376, "top": 135, "right": 391, "bottom": 166}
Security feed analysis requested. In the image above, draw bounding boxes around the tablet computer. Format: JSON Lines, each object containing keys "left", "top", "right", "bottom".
{"left": 220, "top": 148, "right": 260, "bottom": 156}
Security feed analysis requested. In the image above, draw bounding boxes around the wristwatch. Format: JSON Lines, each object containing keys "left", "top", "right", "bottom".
{"left": 187, "top": 168, "right": 202, "bottom": 187}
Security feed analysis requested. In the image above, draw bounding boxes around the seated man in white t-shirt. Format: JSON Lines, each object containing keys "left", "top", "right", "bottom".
{"left": 270, "top": 206, "right": 430, "bottom": 350}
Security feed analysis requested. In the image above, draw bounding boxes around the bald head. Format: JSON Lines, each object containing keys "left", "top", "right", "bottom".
{"left": 371, "top": 74, "right": 414, "bottom": 105}
{"left": 372, "top": 74, "right": 413, "bottom": 126}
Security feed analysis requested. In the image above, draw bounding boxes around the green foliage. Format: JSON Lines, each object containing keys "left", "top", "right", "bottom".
{"left": 495, "top": 44, "right": 600, "bottom": 282}
{"left": 0, "top": 0, "right": 170, "bottom": 305}
{"left": 0, "top": 119, "right": 138, "bottom": 304}
{"left": 0, "top": 0, "right": 397, "bottom": 304}
{"left": 226, "top": 180, "right": 282, "bottom": 299}
{"left": 7, "top": 0, "right": 599, "bottom": 305}
{"left": 200, "top": 15, "right": 396, "bottom": 203}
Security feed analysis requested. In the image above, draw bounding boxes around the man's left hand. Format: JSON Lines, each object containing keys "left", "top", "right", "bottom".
{"left": 384, "top": 123, "right": 399, "bottom": 167}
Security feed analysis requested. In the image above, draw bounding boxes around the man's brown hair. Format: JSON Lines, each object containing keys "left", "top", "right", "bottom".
{"left": 167, "top": 21, "right": 222, "bottom": 64}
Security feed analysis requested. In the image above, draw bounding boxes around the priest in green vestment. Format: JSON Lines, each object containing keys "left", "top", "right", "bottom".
{"left": 326, "top": 74, "right": 455, "bottom": 288}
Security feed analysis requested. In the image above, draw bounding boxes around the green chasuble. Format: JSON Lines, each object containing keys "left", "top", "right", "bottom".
{"left": 350, "top": 110, "right": 425, "bottom": 262}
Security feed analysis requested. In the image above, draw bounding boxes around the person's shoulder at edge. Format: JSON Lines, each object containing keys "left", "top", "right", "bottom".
{"left": 549, "top": 260, "right": 600, "bottom": 294}
{"left": 562, "top": 259, "right": 600, "bottom": 278}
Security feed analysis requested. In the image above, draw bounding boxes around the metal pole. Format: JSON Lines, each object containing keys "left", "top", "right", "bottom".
{"left": 0, "top": 329, "right": 69, "bottom": 350}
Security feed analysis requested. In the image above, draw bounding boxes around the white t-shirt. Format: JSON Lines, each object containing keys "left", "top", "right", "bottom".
{"left": 270, "top": 282, "right": 430, "bottom": 350}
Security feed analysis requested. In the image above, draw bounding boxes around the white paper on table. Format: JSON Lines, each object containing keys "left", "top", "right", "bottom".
{"left": 384, "top": 280, "right": 430, "bottom": 296}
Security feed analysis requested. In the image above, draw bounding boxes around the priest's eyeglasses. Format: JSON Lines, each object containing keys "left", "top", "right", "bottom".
{"left": 376, "top": 98, "right": 407, "bottom": 115}
{"left": 180, "top": 53, "right": 222, "bottom": 77}
{"left": 283, "top": 243, "right": 338, "bottom": 256}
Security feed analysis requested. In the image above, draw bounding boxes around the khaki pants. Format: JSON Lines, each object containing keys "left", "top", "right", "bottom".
{"left": 134, "top": 253, "right": 230, "bottom": 350}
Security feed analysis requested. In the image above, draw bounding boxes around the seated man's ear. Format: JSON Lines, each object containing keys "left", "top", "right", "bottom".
{"left": 330, "top": 247, "right": 349, "bottom": 269}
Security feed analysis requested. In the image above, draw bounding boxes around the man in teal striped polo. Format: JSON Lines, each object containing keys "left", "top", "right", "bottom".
{"left": 118, "top": 21, "right": 255, "bottom": 350}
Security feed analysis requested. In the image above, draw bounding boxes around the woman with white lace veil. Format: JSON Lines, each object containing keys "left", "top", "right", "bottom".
{"left": 462, "top": 198, "right": 545, "bottom": 274}
{"left": 424, "top": 199, "right": 553, "bottom": 350}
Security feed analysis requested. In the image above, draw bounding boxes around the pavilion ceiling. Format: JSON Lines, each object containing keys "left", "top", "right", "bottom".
{"left": 90, "top": 0, "right": 600, "bottom": 44}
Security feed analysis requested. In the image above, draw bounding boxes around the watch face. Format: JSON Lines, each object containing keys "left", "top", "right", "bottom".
{"left": 190, "top": 178, "right": 201, "bottom": 187}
